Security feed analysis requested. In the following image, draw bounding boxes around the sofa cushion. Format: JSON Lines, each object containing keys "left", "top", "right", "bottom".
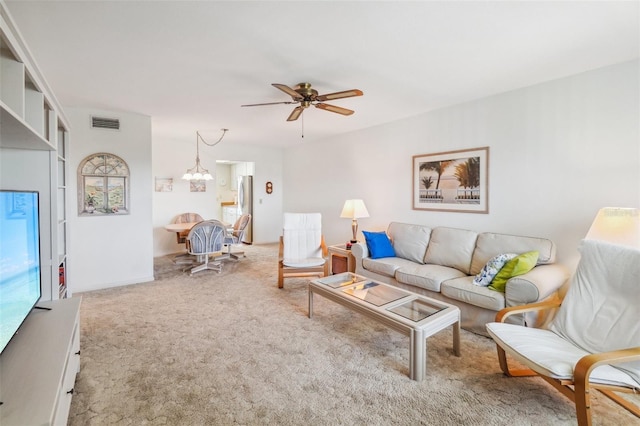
{"left": 362, "top": 231, "right": 396, "bottom": 259}
{"left": 387, "top": 222, "right": 431, "bottom": 264}
{"left": 442, "top": 276, "right": 506, "bottom": 311}
{"left": 470, "top": 232, "right": 556, "bottom": 276}
{"left": 423, "top": 227, "right": 478, "bottom": 274}
{"left": 395, "top": 264, "right": 466, "bottom": 292}
{"left": 362, "top": 257, "right": 410, "bottom": 278}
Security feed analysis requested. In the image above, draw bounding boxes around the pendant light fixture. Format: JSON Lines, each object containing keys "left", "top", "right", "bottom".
{"left": 182, "top": 129, "right": 228, "bottom": 181}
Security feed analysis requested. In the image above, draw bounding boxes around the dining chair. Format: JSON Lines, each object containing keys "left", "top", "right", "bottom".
{"left": 221, "top": 213, "right": 251, "bottom": 260}
{"left": 187, "top": 220, "right": 227, "bottom": 275}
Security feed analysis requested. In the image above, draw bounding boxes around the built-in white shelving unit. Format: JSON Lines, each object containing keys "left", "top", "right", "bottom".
{"left": 0, "top": 2, "right": 77, "bottom": 424}
{"left": 0, "top": 3, "right": 70, "bottom": 300}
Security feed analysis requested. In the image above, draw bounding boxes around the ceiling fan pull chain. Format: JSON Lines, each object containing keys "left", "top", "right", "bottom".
{"left": 301, "top": 112, "right": 304, "bottom": 138}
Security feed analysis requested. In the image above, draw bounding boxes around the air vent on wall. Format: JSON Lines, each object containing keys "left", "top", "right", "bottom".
{"left": 91, "top": 116, "right": 120, "bottom": 130}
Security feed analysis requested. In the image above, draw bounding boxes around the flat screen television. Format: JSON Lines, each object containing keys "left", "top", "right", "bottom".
{"left": 0, "top": 190, "right": 42, "bottom": 354}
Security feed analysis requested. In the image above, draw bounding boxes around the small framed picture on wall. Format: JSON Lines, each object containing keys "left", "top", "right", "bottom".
{"left": 190, "top": 181, "right": 206, "bottom": 192}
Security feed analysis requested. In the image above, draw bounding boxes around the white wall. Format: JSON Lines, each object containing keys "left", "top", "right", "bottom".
{"left": 66, "top": 107, "right": 154, "bottom": 292}
{"left": 152, "top": 136, "right": 283, "bottom": 257}
{"left": 283, "top": 60, "right": 640, "bottom": 268}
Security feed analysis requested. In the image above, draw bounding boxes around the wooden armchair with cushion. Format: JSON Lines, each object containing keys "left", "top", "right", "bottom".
{"left": 278, "top": 212, "right": 328, "bottom": 288}
{"left": 486, "top": 239, "right": 640, "bottom": 426}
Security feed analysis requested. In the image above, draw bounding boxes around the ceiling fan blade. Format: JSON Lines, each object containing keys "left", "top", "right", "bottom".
{"left": 272, "top": 83, "right": 304, "bottom": 101}
{"left": 315, "top": 103, "right": 355, "bottom": 116}
{"left": 315, "top": 89, "right": 363, "bottom": 102}
{"left": 241, "top": 101, "right": 296, "bottom": 107}
{"left": 287, "top": 106, "right": 304, "bottom": 121}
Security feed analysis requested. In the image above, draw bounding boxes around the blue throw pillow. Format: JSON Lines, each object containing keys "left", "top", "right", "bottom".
{"left": 362, "top": 231, "right": 396, "bottom": 259}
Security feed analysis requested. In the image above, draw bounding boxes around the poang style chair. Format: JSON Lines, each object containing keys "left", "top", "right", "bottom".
{"left": 222, "top": 213, "right": 251, "bottom": 260}
{"left": 486, "top": 239, "right": 640, "bottom": 426}
{"left": 278, "top": 212, "right": 328, "bottom": 288}
{"left": 187, "top": 220, "right": 227, "bottom": 275}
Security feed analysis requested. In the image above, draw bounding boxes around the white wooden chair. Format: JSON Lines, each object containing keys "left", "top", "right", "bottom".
{"left": 278, "top": 213, "right": 328, "bottom": 288}
{"left": 486, "top": 239, "right": 640, "bottom": 425}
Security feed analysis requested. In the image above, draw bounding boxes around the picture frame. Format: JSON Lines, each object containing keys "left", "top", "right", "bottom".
{"left": 154, "top": 177, "right": 173, "bottom": 192}
{"left": 412, "top": 147, "right": 489, "bottom": 213}
{"left": 190, "top": 181, "right": 206, "bottom": 192}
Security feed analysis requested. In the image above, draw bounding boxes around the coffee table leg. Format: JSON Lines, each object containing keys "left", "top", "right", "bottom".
{"left": 410, "top": 328, "right": 425, "bottom": 381}
{"left": 308, "top": 288, "right": 314, "bottom": 319}
{"left": 453, "top": 320, "right": 461, "bottom": 357}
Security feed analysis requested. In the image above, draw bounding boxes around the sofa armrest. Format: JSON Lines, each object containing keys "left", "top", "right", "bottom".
{"left": 350, "top": 242, "right": 369, "bottom": 274}
{"left": 505, "top": 264, "right": 569, "bottom": 307}
{"left": 351, "top": 242, "right": 369, "bottom": 260}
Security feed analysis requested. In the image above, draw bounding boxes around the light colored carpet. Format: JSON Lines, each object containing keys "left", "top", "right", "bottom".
{"left": 69, "top": 244, "right": 638, "bottom": 425}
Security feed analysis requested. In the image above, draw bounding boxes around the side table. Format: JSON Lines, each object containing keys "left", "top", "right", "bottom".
{"left": 328, "top": 244, "right": 355, "bottom": 274}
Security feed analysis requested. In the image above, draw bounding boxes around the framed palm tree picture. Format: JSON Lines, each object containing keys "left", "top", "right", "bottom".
{"left": 412, "top": 147, "right": 489, "bottom": 213}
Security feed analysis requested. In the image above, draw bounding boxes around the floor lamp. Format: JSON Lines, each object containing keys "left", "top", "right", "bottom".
{"left": 585, "top": 207, "right": 640, "bottom": 248}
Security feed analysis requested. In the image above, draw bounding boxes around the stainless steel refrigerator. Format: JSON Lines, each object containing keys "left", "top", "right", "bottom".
{"left": 236, "top": 175, "right": 253, "bottom": 243}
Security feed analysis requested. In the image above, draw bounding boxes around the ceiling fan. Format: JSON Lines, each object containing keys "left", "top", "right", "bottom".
{"left": 241, "top": 82, "right": 363, "bottom": 121}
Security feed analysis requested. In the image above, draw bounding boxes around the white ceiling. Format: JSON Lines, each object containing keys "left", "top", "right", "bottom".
{"left": 5, "top": 1, "right": 639, "bottom": 147}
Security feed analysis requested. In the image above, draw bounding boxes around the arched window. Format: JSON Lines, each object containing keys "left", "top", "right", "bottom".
{"left": 78, "top": 153, "right": 130, "bottom": 215}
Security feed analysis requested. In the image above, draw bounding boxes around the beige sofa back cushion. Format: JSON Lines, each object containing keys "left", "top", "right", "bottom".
{"left": 387, "top": 222, "right": 431, "bottom": 264}
{"left": 470, "top": 232, "right": 557, "bottom": 276}
{"left": 424, "top": 227, "right": 478, "bottom": 274}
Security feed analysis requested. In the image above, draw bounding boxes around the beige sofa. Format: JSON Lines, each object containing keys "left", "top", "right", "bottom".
{"left": 351, "top": 222, "right": 569, "bottom": 336}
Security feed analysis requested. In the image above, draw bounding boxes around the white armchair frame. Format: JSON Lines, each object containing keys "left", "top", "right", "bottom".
{"left": 487, "top": 240, "right": 640, "bottom": 426}
{"left": 277, "top": 213, "right": 328, "bottom": 288}
{"left": 491, "top": 301, "right": 640, "bottom": 425}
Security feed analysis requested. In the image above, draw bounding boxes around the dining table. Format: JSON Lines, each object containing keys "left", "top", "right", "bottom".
{"left": 164, "top": 220, "right": 232, "bottom": 237}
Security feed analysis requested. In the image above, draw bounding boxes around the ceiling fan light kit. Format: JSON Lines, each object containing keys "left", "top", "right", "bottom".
{"left": 241, "top": 82, "right": 363, "bottom": 122}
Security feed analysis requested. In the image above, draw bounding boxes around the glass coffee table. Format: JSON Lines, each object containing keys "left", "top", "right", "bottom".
{"left": 309, "top": 272, "right": 461, "bottom": 381}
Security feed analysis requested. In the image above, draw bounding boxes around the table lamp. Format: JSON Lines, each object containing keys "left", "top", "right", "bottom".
{"left": 340, "top": 199, "right": 369, "bottom": 244}
{"left": 585, "top": 207, "right": 640, "bottom": 248}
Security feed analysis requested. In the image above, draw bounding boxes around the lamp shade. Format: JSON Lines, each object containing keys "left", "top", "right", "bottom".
{"left": 585, "top": 207, "right": 640, "bottom": 248}
{"left": 340, "top": 199, "right": 370, "bottom": 219}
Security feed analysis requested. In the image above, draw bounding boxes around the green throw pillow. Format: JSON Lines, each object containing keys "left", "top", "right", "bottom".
{"left": 489, "top": 250, "right": 539, "bottom": 292}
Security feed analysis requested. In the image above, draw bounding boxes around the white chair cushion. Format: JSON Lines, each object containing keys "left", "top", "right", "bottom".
{"left": 549, "top": 239, "right": 640, "bottom": 385}
{"left": 283, "top": 212, "right": 323, "bottom": 260}
{"left": 283, "top": 258, "right": 325, "bottom": 268}
{"left": 486, "top": 322, "right": 640, "bottom": 389}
